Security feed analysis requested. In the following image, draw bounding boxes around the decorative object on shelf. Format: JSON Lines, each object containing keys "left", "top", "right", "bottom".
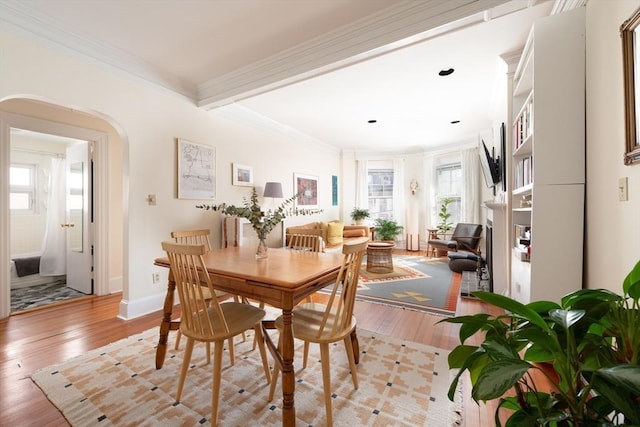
{"left": 409, "top": 179, "right": 419, "bottom": 195}
{"left": 350, "top": 207, "right": 370, "bottom": 225}
{"left": 621, "top": 6, "right": 640, "bottom": 165}
{"left": 373, "top": 218, "right": 404, "bottom": 242}
{"left": 177, "top": 138, "right": 215, "bottom": 199}
{"left": 437, "top": 197, "right": 454, "bottom": 235}
{"left": 294, "top": 172, "right": 318, "bottom": 209}
{"left": 232, "top": 163, "right": 253, "bottom": 186}
{"left": 439, "top": 259, "right": 640, "bottom": 426}
{"left": 196, "top": 187, "right": 322, "bottom": 258}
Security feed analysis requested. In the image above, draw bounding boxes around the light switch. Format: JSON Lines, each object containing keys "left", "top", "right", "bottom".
{"left": 147, "top": 194, "right": 157, "bottom": 206}
{"left": 619, "top": 177, "right": 628, "bottom": 201}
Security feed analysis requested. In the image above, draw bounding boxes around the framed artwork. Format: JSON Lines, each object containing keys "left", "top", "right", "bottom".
{"left": 232, "top": 163, "right": 253, "bottom": 186}
{"left": 331, "top": 175, "right": 338, "bottom": 206}
{"left": 621, "top": 7, "right": 640, "bottom": 165}
{"left": 294, "top": 173, "right": 318, "bottom": 209}
{"left": 177, "top": 138, "right": 215, "bottom": 199}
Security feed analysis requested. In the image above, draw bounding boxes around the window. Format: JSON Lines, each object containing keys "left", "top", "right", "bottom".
{"left": 367, "top": 168, "right": 394, "bottom": 219}
{"left": 435, "top": 162, "right": 461, "bottom": 224}
{"left": 10, "top": 164, "right": 36, "bottom": 213}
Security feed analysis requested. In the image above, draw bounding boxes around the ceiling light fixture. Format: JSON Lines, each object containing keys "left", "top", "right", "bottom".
{"left": 439, "top": 68, "right": 455, "bottom": 76}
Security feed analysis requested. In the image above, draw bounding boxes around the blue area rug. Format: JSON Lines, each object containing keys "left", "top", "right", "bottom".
{"left": 325, "top": 255, "right": 461, "bottom": 317}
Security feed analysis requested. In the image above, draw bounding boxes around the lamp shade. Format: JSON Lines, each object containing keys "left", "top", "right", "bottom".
{"left": 263, "top": 182, "right": 283, "bottom": 198}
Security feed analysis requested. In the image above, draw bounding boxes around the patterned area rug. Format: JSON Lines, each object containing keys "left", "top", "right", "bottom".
{"left": 31, "top": 327, "right": 462, "bottom": 426}
{"left": 329, "top": 255, "right": 461, "bottom": 317}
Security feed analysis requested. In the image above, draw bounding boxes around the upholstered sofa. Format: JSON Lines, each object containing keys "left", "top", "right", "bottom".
{"left": 285, "top": 221, "right": 370, "bottom": 252}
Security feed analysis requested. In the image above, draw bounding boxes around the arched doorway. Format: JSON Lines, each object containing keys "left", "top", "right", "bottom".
{"left": 0, "top": 97, "right": 126, "bottom": 318}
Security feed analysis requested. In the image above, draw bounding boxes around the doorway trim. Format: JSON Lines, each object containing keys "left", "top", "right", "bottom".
{"left": 0, "top": 112, "right": 109, "bottom": 318}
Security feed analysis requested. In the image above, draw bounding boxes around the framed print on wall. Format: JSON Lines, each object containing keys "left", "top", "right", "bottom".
{"left": 177, "top": 138, "right": 215, "bottom": 199}
{"left": 232, "top": 163, "right": 253, "bottom": 186}
{"left": 294, "top": 173, "right": 318, "bottom": 209}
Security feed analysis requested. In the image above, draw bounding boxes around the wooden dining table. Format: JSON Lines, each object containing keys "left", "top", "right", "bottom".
{"left": 154, "top": 245, "right": 346, "bottom": 426}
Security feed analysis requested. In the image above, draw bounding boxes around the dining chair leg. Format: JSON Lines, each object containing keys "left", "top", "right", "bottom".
{"left": 267, "top": 334, "right": 283, "bottom": 401}
{"left": 176, "top": 337, "right": 195, "bottom": 402}
{"left": 319, "top": 343, "right": 333, "bottom": 427}
{"left": 174, "top": 330, "right": 182, "bottom": 350}
{"left": 253, "top": 323, "right": 271, "bottom": 384}
{"left": 211, "top": 341, "right": 224, "bottom": 427}
{"left": 227, "top": 338, "right": 235, "bottom": 365}
{"left": 343, "top": 336, "right": 359, "bottom": 389}
{"left": 302, "top": 341, "right": 310, "bottom": 368}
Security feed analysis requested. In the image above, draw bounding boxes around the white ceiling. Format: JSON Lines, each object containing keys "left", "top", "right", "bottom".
{"left": 0, "top": 0, "right": 556, "bottom": 152}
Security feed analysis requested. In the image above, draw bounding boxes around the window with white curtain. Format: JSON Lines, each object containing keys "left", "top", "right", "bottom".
{"left": 367, "top": 168, "right": 394, "bottom": 219}
{"left": 435, "top": 162, "right": 461, "bottom": 224}
{"left": 9, "top": 163, "right": 36, "bottom": 213}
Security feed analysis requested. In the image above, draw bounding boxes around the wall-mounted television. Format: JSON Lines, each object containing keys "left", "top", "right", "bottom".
{"left": 479, "top": 139, "right": 501, "bottom": 188}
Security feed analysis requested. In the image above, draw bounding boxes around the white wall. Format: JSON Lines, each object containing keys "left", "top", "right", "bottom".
{"left": 585, "top": 0, "right": 640, "bottom": 291}
{"left": 0, "top": 30, "right": 340, "bottom": 319}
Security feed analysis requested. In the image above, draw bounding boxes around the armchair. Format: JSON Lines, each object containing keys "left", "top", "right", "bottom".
{"left": 428, "top": 223, "right": 483, "bottom": 255}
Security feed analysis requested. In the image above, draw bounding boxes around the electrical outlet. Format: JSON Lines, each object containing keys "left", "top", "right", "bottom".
{"left": 619, "top": 177, "right": 628, "bottom": 201}
{"left": 152, "top": 273, "right": 160, "bottom": 284}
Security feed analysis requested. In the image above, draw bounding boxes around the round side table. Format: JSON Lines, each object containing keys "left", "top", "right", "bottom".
{"left": 366, "top": 242, "right": 396, "bottom": 273}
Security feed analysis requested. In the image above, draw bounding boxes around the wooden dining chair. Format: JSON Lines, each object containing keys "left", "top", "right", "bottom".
{"left": 268, "top": 238, "right": 368, "bottom": 427}
{"left": 287, "top": 230, "right": 324, "bottom": 252}
{"left": 161, "top": 241, "right": 271, "bottom": 425}
{"left": 170, "top": 229, "right": 242, "bottom": 364}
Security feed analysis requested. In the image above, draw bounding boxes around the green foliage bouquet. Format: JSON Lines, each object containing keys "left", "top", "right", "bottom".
{"left": 196, "top": 187, "right": 322, "bottom": 240}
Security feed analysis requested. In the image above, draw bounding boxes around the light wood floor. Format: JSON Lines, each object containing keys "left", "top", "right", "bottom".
{"left": 0, "top": 252, "right": 503, "bottom": 426}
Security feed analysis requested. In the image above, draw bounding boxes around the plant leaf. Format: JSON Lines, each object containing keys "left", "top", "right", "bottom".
{"left": 447, "top": 345, "right": 478, "bottom": 369}
{"left": 548, "top": 309, "right": 585, "bottom": 329}
{"left": 473, "top": 291, "right": 549, "bottom": 331}
{"left": 595, "top": 365, "right": 640, "bottom": 395}
{"left": 591, "top": 365, "right": 640, "bottom": 424}
{"left": 622, "top": 260, "right": 640, "bottom": 299}
{"left": 472, "top": 359, "right": 531, "bottom": 401}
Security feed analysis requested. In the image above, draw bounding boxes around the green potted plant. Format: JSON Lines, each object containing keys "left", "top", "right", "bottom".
{"left": 373, "top": 218, "right": 404, "bottom": 242}
{"left": 437, "top": 197, "right": 454, "bottom": 236}
{"left": 439, "top": 260, "right": 640, "bottom": 426}
{"left": 350, "top": 207, "right": 370, "bottom": 225}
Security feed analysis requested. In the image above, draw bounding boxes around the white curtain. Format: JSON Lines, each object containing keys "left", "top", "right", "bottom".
{"left": 461, "top": 147, "right": 481, "bottom": 224}
{"left": 354, "top": 159, "right": 368, "bottom": 210}
{"left": 393, "top": 158, "right": 405, "bottom": 224}
{"left": 40, "top": 157, "right": 66, "bottom": 276}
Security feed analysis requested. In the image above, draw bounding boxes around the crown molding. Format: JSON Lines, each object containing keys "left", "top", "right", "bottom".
{"left": 197, "top": 0, "right": 510, "bottom": 109}
{"left": 0, "top": 1, "right": 198, "bottom": 100}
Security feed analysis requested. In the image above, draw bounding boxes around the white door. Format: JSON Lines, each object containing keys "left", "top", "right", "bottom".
{"left": 65, "top": 142, "right": 93, "bottom": 294}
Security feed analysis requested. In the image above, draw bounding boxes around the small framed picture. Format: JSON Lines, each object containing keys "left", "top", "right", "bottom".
{"left": 177, "top": 138, "right": 215, "bottom": 199}
{"left": 294, "top": 173, "right": 318, "bottom": 209}
{"left": 232, "top": 163, "right": 253, "bottom": 186}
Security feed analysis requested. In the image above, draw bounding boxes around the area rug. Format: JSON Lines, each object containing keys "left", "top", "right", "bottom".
{"left": 31, "top": 327, "right": 462, "bottom": 427}
{"left": 327, "top": 255, "right": 461, "bottom": 317}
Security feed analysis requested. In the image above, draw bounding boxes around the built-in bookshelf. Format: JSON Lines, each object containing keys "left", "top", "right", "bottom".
{"left": 508, "top": 7, "right": 585, "bottom": 304}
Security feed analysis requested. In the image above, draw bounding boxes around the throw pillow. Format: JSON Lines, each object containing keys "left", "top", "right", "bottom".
{"left": 343, "top": 229, "right": 365, "bottom": 238}
{"left": 327, "top": 222, "right": 344, "bottom": 245}
{"left": 318, "top": 221, "right": 329, "bottom": 242}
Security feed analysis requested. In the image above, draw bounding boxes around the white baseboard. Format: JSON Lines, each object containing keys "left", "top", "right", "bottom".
{"left": 117, "top": 292, "right": 167, "bottom": 320}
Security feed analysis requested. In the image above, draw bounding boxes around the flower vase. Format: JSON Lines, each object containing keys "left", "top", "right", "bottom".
{"left": 256, "top": 237, "right": 268, "bottom": 259}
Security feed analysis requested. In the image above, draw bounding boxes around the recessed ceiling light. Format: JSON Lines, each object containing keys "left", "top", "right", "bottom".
{"left": 450, "top": 120, "right": 460, "bottom": 124}
{"left": 368, "top": 119, "right": 377, "bottom": 124}
{"left": 439, "top": 68, "right": 455, "bottom": 76}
